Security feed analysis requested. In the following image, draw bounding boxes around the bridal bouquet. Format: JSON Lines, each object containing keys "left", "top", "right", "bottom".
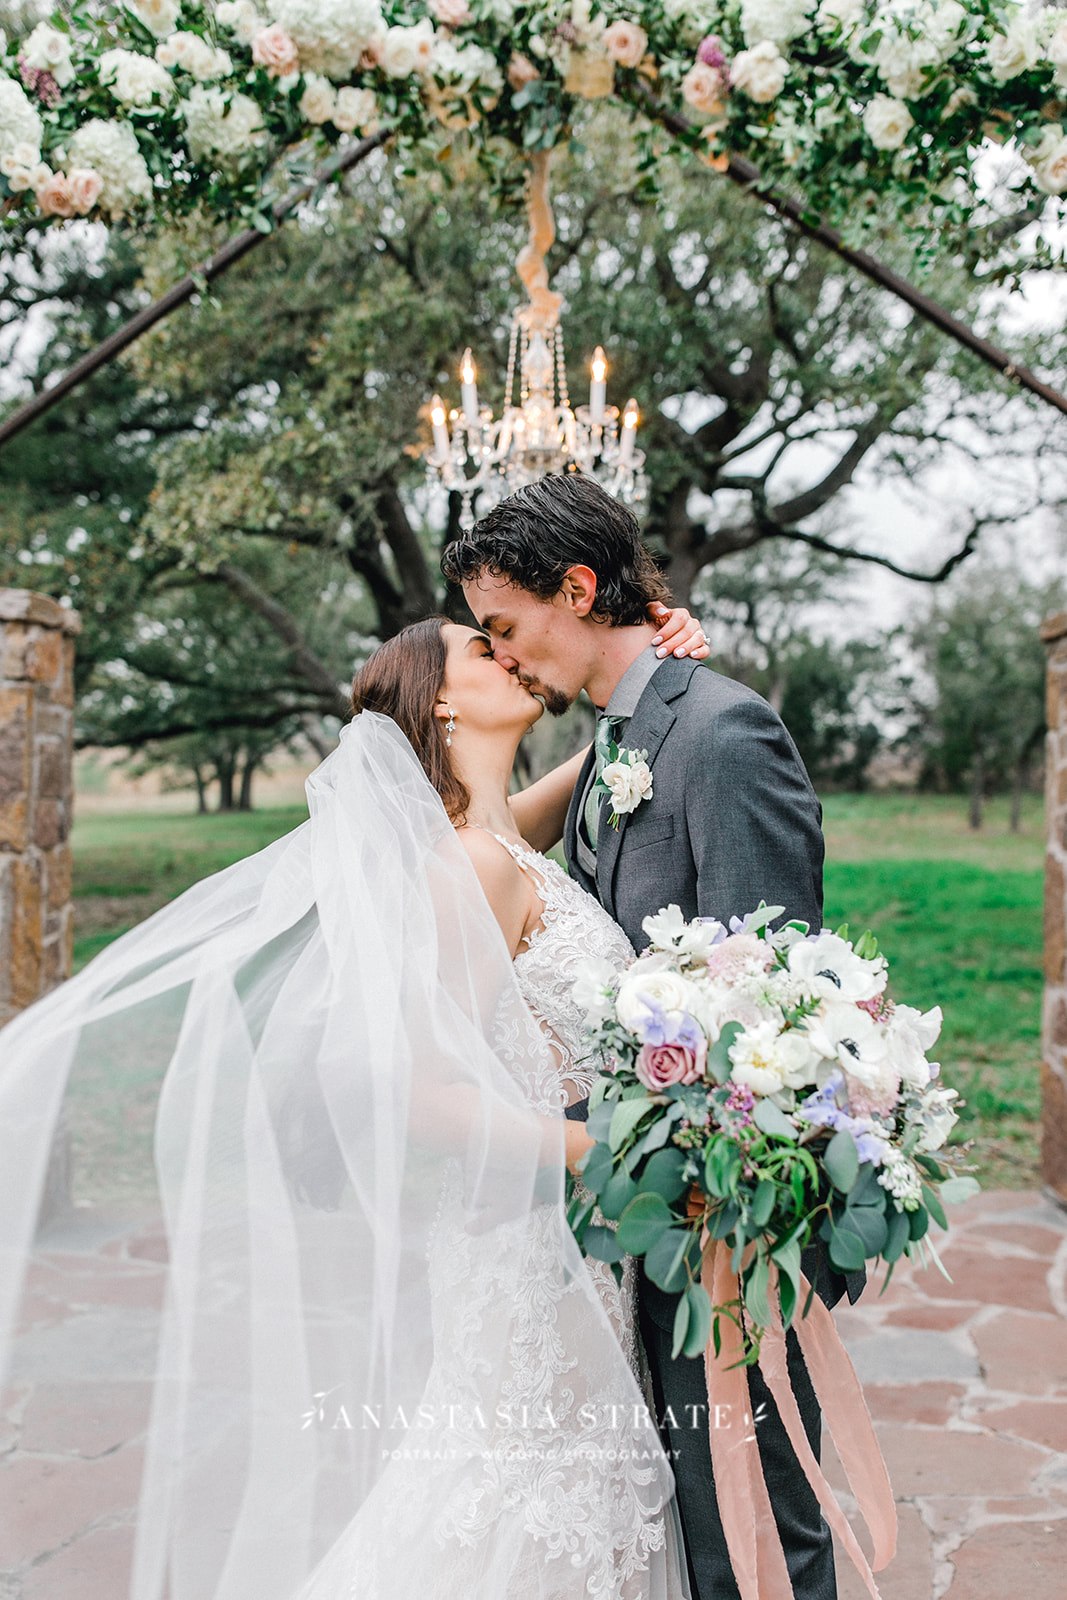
{"left": 568, "top": 904, "right": 979, "bottom": 1365}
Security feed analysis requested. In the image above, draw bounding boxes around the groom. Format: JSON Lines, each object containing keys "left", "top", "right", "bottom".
{"left": 443, "top": 471, "right": 865, "bottom": 1600}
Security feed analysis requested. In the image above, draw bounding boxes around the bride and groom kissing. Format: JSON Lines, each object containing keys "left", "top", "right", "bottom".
{"left": 0, "top": 467, "right": 867, "bottom": 1600}
{"left": 424, "top": 469, "right": 867, "bottom": 1600}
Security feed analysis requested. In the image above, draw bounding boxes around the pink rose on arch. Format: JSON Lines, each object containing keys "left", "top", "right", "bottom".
{"left": 68, "top": 168, "right": 104, "bottom": 215}
{"left": 252, "top": 24, "right": 300, "bottom": 78}
{"left": 636, "top": 1039, "right": 706, "bottom": 1091}
{"left": 603, "top": 20, "right": 648, "bottom": 69}
{"left": 431, "top": 0, "right": 473, "bottom": 26}
{"left": 36, "top": 172, "right": 77, "bottom": 218}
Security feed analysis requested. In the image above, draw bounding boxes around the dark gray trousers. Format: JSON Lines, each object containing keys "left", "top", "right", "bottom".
{"left": 566, "top": 1096, "right": 854, "bottom": 1600}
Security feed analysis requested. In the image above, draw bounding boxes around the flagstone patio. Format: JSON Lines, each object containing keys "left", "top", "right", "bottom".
{"left": 0, "top": 1185, "right": 1064, "bottom": 1599}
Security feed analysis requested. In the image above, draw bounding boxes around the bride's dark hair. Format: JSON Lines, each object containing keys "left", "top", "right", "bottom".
{"left": 349, "top": 616, "right": 472, "bottom": 824}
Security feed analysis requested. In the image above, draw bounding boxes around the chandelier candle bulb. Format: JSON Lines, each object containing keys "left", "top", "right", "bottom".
{"left": 589, "top": 347, "right": 607, "bottom": 424}
{"left": 430, "top": 396, "right": 450, "bottom": 460}
{"left": 619, "top": 399, "right": 639, "bottom": 464}
{"left": 460, "top": 349, "right": 479, "bottom": 425}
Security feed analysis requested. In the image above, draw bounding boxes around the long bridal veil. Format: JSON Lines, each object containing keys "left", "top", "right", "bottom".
{"left": 0, "top": 711, "right": 686, "bottom": 1600}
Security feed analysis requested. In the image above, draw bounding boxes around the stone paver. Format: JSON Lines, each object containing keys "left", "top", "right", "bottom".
{"left": 0, "top": 1188, "right": 1064, "bottom": 1597}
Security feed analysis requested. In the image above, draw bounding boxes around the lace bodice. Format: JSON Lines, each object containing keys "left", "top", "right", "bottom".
{"left": 486, "top": 833, "right": 636, "bottom": 1110}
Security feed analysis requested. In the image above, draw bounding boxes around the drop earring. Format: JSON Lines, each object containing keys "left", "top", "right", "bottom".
{"left": 445, "top": 709, "right": 456, "bottom": 747}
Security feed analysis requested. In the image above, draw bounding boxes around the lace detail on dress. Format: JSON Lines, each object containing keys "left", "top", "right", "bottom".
{"left": 487, "top": 833, "right": 636, "bottom": 1112}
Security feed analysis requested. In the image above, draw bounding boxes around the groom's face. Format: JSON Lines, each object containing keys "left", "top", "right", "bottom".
{"left": 461, "top": 571, "right": 591, "bottom": 716}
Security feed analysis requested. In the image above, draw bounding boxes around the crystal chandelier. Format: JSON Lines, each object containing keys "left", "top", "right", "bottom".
{"left": 422, "top": 149, "right": 648, "bottom": 531}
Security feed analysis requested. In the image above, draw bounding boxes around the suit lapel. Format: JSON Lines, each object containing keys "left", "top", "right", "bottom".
{"left": 564, "top": 742, "right": 597, "bottom": 890}
{"left": 595, "top": 686, "right": 678, "bottom": 917}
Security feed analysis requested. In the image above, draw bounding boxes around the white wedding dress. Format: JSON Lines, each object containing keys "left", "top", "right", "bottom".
{"left": 289, "top": 833, "right": 692, "bottom": 1600}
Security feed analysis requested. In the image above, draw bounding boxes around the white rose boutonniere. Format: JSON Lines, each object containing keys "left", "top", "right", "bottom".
{"left": 596, "top": 745, "right": 653, "bottom": 829}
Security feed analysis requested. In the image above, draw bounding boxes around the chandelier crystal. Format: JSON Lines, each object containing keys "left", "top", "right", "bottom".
{"left": 422, "top": 151, "right": 648, "bottom": 531}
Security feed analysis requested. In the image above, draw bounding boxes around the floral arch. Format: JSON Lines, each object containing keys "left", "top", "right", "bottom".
{"left": 0, "top": 0, "right": 1065, "bottom": 263}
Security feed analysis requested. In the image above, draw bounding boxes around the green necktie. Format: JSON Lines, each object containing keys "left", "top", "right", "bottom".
{"left": 584, "top": 713, "right": 626, "bottom": 852}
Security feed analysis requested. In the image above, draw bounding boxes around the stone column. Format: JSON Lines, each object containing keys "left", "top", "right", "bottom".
{"left": 1040, "top": 611, "right": 1067, "bottom": 1206}
{"left": 0, "top": 589, "right": 81, "bottom": 1027}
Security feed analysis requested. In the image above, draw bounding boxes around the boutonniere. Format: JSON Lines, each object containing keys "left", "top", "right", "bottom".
{"left": 595, "top": 745, "right": 654, "bottom": 830}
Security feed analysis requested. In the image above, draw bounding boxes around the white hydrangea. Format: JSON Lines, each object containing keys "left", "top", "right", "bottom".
{"left": 0, "top": 72, "right": 42, "bottom": 167}
{"left": 215, "top": 1, "right": 267, "bottom": 46}
{"left": 20, "top": 22, "right": 76, "bottom": 88}
{"left": 67, "top": 118, "right": 153, "bottom": 217}
{"left": 181, "top": 85, "right": 267, "bottom": 162}
{"left": 272, "top": 0, "right": 385, "bottom": 80}
{"left": 126, "top": 0, "right": 183, "bottom": 37}
{"left": 98, "top": 48, "right": 174, "bottom": 106}
{"left": 740, "top": 0, "right": 812, "bottom": 48}
{"left": 157, "top": 32, "right": 233, "bottom": 80}
{"left": 380, "top": 19, "right": 436, "bottom": 78}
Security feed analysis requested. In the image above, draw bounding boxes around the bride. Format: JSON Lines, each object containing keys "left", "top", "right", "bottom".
{"left": 0, "top": 606, "right": 708, "bottom": 1600}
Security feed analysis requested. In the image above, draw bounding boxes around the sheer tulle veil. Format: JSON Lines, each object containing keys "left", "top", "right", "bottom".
{"left": 0, "top": 711, "right": 684, "bottom": 1599}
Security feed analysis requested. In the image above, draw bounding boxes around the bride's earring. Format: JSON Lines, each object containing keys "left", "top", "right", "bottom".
{"left": 445, "top": 708, "right": 456, "bottom": 748}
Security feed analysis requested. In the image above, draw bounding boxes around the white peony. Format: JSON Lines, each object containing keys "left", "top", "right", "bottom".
{"left": 987, "top": 16, "right": 1040, "bottom": 81}
{"left": 0, "top": 73, "right": 42, "bottom": 167}
{"left": 181, "top": 85, "right": 267, "bottom": 162}
{"left": 432, "top": 36, "right": 501, "bottom": 93}
{"left": 273, "top": 0, "right": 385, "bottom": 80}
{"left": 215, "top": 1, "right": 266, "bottom": 45}
{"left": 601, "top": 755, "right": 653, "bottom": 817}
{"left": 787, "top": 932, "right": 886, "bottom": 1004}
{"left": 126, "top": 0, "right": 183, "bottom": 37}
{"left": 730, "top": 40, "right": 789, "bottom": 102}
{"left": 863, "top": 92, "right": 914, "bottom": 149}
{"left": 20, "top": 23, "right": 76, "bottom": 88}
{"left": 728, "top": 1020, "right": 814, "bottom": 1096}
{"left": 740, "top": 0, "right": 811, "bottom": 48}
{"left": 615, "top": 967, "right": 702, "bottom": 1033}
{"left": 67, "top": 118, "right": 153, "bottom": 217}
{"left": 98, "top": 48, "right": 174, "bottom": 106}
{"left": 299, "top": 71, "right": 336, "bottom": 122}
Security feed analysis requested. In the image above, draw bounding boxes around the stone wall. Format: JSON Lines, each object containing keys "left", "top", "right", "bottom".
{"left": 0, "top": 589, "right": 81, "bottom": 1031}
{"left": 1041, "top": 611, "right": 1067, "bottom": 1205}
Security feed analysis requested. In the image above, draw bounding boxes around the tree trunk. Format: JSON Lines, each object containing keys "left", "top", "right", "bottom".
{"left": 217, "top": 755, "right": 236, "bottom": 811}
{"left": 194, "top": 765, "right": 208, "bottom": 814}
{"left": 238, "top": 753, "right": 258, "bottom": 811}
{"left": 968, "top": 753, "right": 985, "bottom": 831}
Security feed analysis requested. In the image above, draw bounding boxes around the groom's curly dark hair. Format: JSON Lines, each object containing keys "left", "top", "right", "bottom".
{"left": 440, "top": 471, "right": 671, "bottom": 626}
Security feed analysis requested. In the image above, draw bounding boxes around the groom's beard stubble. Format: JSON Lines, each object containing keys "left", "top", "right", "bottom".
{"left": 517, "top": 671, "right": 572, "bottom": 718}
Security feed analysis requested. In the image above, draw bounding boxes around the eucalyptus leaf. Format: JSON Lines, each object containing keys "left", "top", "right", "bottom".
{"left": 752, "top": 1098, "right": 797, "bottom": 1141}
{"left": 706, "top": 1021, "right": 742, "bottom": 1085}
{"left": 671, "top": 1288, "right": 691, "bottom": 1360}
{"left": 609, "top": 1096, "right": 656, "bottom": 1153}
{"left": 582, "top": 1225, "right": 624, "bottom": 1265}
{"left": 636, "top": 1147, "right": 690, "bottom": 1204}
{"left": 824, "top": 1128, "right": 860, "bottom": 1193}
{"left": 682, "top": 1282, "right": 712, "bottom": 1357}
{"left": 615, "top": 1192, "right": 674, "bottom": 1255}
{"left": 939, "top": 1177, "right": 981, "bottom": 1204}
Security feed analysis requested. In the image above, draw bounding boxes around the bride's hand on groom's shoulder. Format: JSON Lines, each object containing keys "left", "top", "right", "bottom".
{"left": 648, "top": 602, "right": 711, "bottom": 662}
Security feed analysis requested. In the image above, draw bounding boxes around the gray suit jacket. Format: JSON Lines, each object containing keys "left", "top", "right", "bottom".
{"left": 563, "top": 655, "right": 866, "bottom": 1316}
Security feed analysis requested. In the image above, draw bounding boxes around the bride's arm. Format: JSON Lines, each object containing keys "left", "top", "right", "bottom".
{"left": 510, "top": 746, "right": 590, "bottom": 855}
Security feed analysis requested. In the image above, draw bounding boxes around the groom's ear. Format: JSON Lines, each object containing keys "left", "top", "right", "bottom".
{"left": 558, "top": 565, "right": 598, "bottom": 618}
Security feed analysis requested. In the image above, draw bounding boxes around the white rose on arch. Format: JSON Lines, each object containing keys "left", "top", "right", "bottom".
{"left": 863, "top": 93, "right": 915, "bottom": 150}
{"left": 730, "top": 40, "right": 789, "bottom": 103}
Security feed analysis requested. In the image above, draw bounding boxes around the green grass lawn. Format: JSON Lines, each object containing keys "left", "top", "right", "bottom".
{"left": 70, "top": 791, "right": 1043, "bottom": 1198}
